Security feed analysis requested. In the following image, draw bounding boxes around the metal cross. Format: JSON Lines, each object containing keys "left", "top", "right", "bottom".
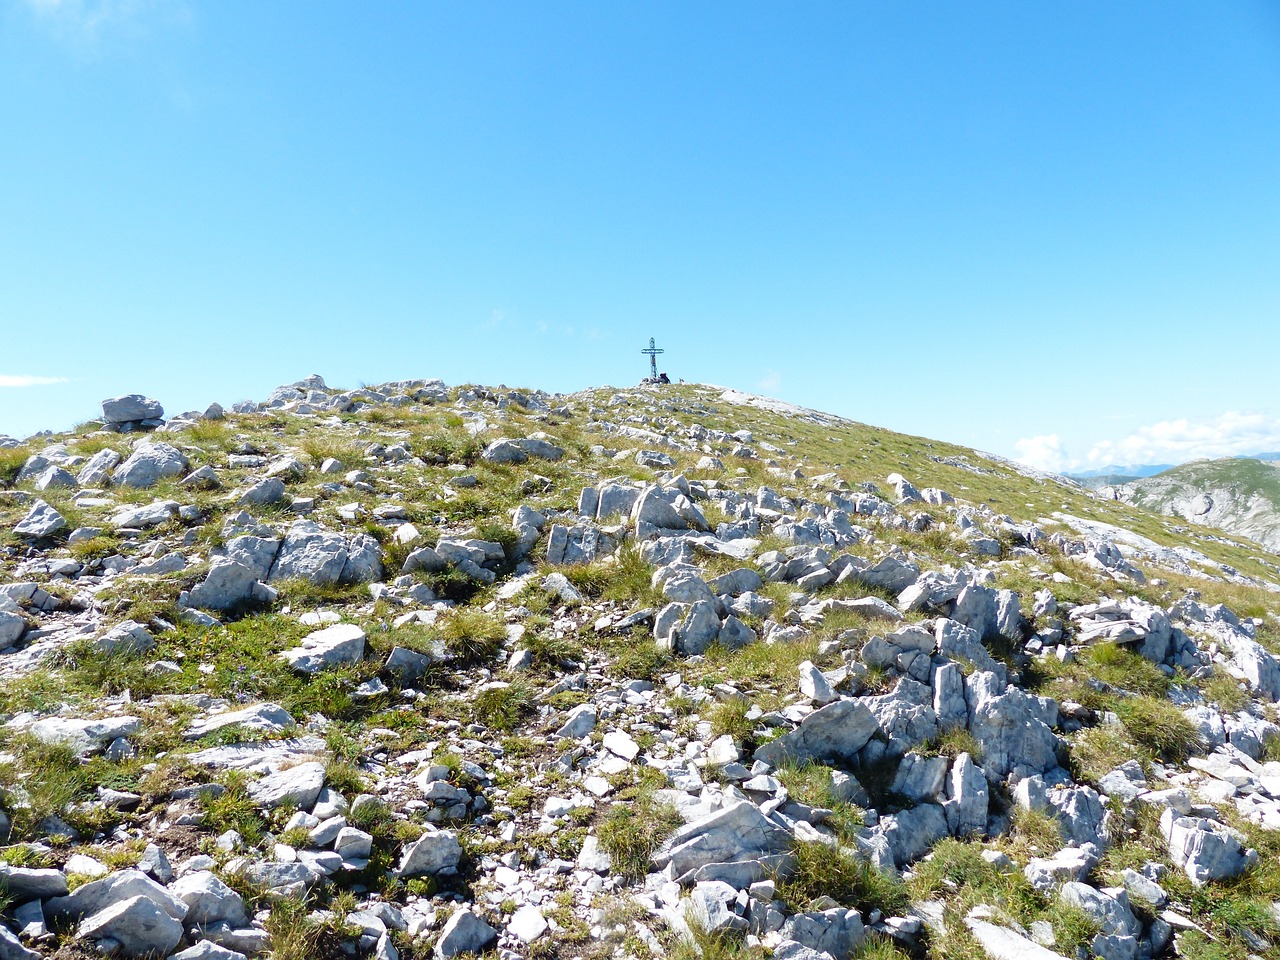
{"left": 641, "top": 337, "right": 665, "bottom": 379}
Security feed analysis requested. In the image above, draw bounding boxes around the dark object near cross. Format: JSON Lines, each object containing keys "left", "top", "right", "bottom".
{"left": 641, "top": 337, "right": 665, "bottom": 379}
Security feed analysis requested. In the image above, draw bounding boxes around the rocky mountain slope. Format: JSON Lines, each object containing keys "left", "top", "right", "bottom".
{"left": 1104, "top": 458, "right": 1280, "bottom": 555}
{"left": 2, "top": 377, "right": 1280, "bottom": 960}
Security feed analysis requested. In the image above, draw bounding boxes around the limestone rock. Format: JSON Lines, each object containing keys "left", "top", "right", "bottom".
{"left": 186, "top": 703, "right": 295, "bottom": 741}
{"left": 1160, "top": 809, "right": 1254, "bottom": 885}
{"left": 170, "top": 871, "right": 250, "bottom": 927}
{"left": 102, "top": 395, "right": 164, "bottom": 424}
{"left": 113, "top": 442, "right": 189, "bottom": 488}
{"left": 187, "top": 558, "right": 263, "bottom": 612}
{"left": 434, "top": 908, "right": 496, "bottom": 958}
{"left": 280, "top": 623, "right": 366, "bottom": 673}
{"left": 29, "top": 716, "right": 142, "bottom": 756}
{"left": 270, "top": 520, "right": 350, "bottom": 584}
{"left": 755, "top": 699, "right": 879, "bottom": 767}
{"left": 78, "top": 894, "right": 184, "bottom": 958}
{"left": 397, "top": 828, "right": 463, "bottom": 877}
{"left": 246, "top": 761, "right": 326, "bottom": 809}
{"left": 13, "top": 499, "right": 67, "bottom": 538}
{"left": 94, "top": 620, "right": 156, "bottom": 655}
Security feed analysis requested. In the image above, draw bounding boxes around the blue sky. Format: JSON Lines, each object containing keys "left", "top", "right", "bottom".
{"left": 2, "top": 1, "right": 1278, "bottom": 473}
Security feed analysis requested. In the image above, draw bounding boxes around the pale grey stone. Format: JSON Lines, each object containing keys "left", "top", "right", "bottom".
{"left": 170, "top": 871, "right": 250, "bottom": 927}
{"left": 102, "top": 395, "right": 163, "bottom": 423}
{"left": 778, "top": 908, "right": 865, "bottom": 958}
{"left": 798, "top": 660, "right": 836, "bottom": 705}
{"left": 933, "top": 661, "right": 968, "bottom": 730}
{"left": 246, "top": 761, "right": 326, "bottom": 809}
{"left": 46, "top": 869, "right": 188, "bottom": 923}
{"left": 0, "top": 610, "right": 27, "bottom": 648}
{"left": 577, "top": 834, "right": 611, "bottom": 873}
{"left": 113, "top": 442, "right": 188, "bottom": 488}
{"left": 280, "top": 623, "right": 365, "bottom": 673}
{"left": 632, "top": 486, "right": 691, "bottom": 532}
{"left": 79, "top": 894, "right": 184, "bottom": 957}
{"left": 1058, "top": 882, "right": 1140, "bottom": 937}
{"left": 77, "top": 448, "right": 123, "bottom": 486}
{"left": 892, "top": 752, "right": 948, "bottom": 800}
{"left": 556, "top": 703, "right": 597, "bottom": 739}
{"left": 0, "top": 863, "right": 69, "bottom": 900}
{"left": 340, "top": 533, "right": 383, "bottom": 583}
{"left": 717, "top": 615, "right": 757, "bottom": 650}
{"left": 657, "top": 801, "right": 792, "bottom": 878}
{"left": 434, "top": 908, "right": 496, "bottom": 958}
{"left": 754, "top": 699, "right": 879, "bottom": 767}
{"left": 171, "top": 942, "right": 248, "bottom": 960}
{"left": 654, "top": 600, "right": 720, "bottom": 656}
{"left": 966, "top": 672, "right": 1060, "bottom": 781}
{"left": 34, "top": 465, "right": 76, "bottom": 490}
{"left": 13, "top": 499, "right": 67, "bottom": 538}
{"left": 238, "top": 477, "right": 286, "bottom": 506}
{"left": 708, "top": 567, "right": 764, "bottom": 596}
{"left": 1047, "top": 784, "right": 1109, "bottom": 848}
{"left": 1119, "top": 868, "right": 1167, "bottom": 908}
{"left": 0, "top": 922, "right": 40, "bottom": 959}
{"left": 186, "top": 703, "right": 295, "bottom": 741}
{"left": 92, "top": 619, "right": 154, "bottom": 660}
{"left": 187, "top": 558, "right": 263, "bottom": 612}
{"left": 945, "top": 752, "right": 989, "bottom": 838}
{"left": 680, "top": 879, "right": 746, "bottom": 934}
{"left": 402, "top": 544, "right": 446, "bottom": 574}
{"left": 965, "top": 918, "right": 1071, "bottom": 960}
{"left": 878, "top": 802, "right": 948, "bottom": 865}
{"left": 110, "top": 500, "right": 180, "bottom": 529}
{"left": 29, "top": 716, "right": 142, "bottom": 756}
{"left": 334, "top": 827, "right": 373, "bottom": 860}
{"left": 506, "top": 904, "right": 547, "bottom": 943}
{"left": 270, "top": 520, "right": 348, "bottom": 584}
{"left": 1023, "top": 845, "right": 1099, "bottom": 894}
{"left": 397, "top": 828, "right": 462, "bottom": 877}
{"left": 1160, "top": 809, "right": 1253, "bottom": 885}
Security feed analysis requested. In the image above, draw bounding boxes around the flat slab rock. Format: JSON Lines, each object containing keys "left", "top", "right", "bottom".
{"left": 185, "top": 703, "right": 295, "bottom": 741}
{"left": 187, "top": 737, "right": 328, "bottom": 774}
{"left": 28, "top": 716, "right": 142, "bottom": 756}
{"left": 245, "top": 760, "right": 327, "bottom": 809}
{"left": 965, "top": 917, "right": 1070, "bottom": 960}
{"left": 280, "top": 623, "right": 365, "bottom": 673}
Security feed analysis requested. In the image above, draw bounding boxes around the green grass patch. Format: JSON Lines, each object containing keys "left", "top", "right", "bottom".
{"left": 777, "top": 840, "right": 910, "bottom": 915}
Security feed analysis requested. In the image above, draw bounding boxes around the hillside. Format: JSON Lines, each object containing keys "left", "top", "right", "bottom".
{"left": 1, "top": 378, "right": 1280, "bottom": 960}
{"left": 1108, "top": 458, "right": 1280, "bottom": 555}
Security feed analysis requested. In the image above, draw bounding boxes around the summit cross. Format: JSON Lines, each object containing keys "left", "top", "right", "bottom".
{"left": 641, "top": 337, "right": 665, "bottom": 379}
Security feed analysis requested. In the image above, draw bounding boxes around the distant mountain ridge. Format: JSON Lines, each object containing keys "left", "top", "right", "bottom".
{"left": 1107, "top": 456, "right": 1280, "bottom": 553}
{"left": 1069, "top": 464, "right": 1176, "bottom": 480}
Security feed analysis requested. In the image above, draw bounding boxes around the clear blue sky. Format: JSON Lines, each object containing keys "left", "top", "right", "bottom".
{"left": 2, "top": 1, "right": 1278, "bottom": 473}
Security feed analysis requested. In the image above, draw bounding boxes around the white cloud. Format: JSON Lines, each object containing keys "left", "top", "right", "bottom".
{"left": 758, "top": 370, "right": 781, "bottom": 392}
{"left": 0, "top": 375, "right": 69, "bottom": 388}
{"left": 19, "top": 0, "right": 188, "bottom": 50}
{"left": 1012, "top": 434, "right": 1074, "bottom": 473}
{"left": 1086, "top": 411, "right": 1280, "bottom": 466}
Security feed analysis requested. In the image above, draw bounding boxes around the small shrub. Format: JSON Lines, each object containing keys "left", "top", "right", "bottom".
{"left": 777, "top": 841, "right": 909, "bottom": 915}
{"left": 1201, "top": 673, "right": 1250, "bottom": 715}
{"left": 918, "top": 727, "right": 983, "bottom": 763}
{"left": 470, "top": 680, "right": 534, "bottom": 733}
{"left": 608, "top": 634, "right": 673, "bottom": 682}
{"left": 0, "top": 448, "right": 28, "bottom": 488}
{"left": 708, "top": 699, "right": 755, "bottom": 746}
{"left": 597, "top": 799, "right": 681, "bottom": 883}
{"left": 1052, "top": 904, "right": 1100, "bottom": 954}
{"left": 1082, "top": 643, "right": 1170, "bottom": 697}
{"left": 439, "top": 608, "right": 506, "bottom": 664}
{"left": 1114, "top": 696, "right": 1205, "bottom": 761}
